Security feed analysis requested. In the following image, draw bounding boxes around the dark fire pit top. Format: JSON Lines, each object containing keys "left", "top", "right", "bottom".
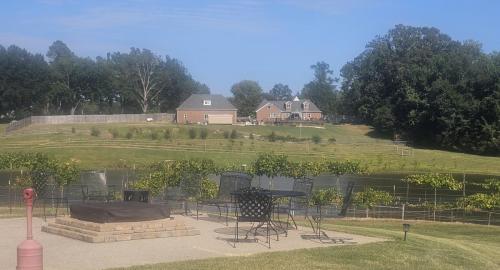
{"left": 70, "top": 202, "right": 170, "bottom": 223}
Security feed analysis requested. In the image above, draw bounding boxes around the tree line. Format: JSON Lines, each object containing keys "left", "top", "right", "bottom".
{"left": 341, "top": 25, "right": 500, "bottom": 154}
{"left": 1, "top": 24, "right": 499, "bottom": 154}
{"left": 0, "top": 40, "right": 209, "bottom": 120}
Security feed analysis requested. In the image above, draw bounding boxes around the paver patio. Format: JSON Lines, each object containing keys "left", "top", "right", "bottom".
{"left": 1, "top": 215, "right": 385, "bottom": 270}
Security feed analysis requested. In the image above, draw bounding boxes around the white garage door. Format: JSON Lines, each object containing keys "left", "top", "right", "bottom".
{"left": 208, "top": 114, "right": 233, "bottom": 124}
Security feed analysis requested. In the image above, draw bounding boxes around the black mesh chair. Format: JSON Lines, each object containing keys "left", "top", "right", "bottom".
{"left": 200, "top": 172, "right": 252, "bottom": 224}
{"left": 165, "top": 172, "right": 202, "bottom": 217}
{"left": 283, "top": 178, "right": 314, "bottom": 230}
{"left": 234, "top": 187, "right": 275, "bottom": 248}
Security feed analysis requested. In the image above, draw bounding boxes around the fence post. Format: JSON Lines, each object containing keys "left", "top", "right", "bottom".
{"left": 488, "top": 212, "right": 492, "bottom": 226}
{"left": 450, "top": 209, "right": 454, "bottom": 222}
{"left": 8, "top": 179, "right": 12, "bottom": 215}
{"left": 365, "top": 208, "right": 369, "bottom": 218}
{"left": 402, "top": 204, "right": 405, "bottom": 221}
{"left": 406, "top": 182, "right": 409, "bottom": 204}
{"left": 353, "top": 205, "right": 356, "bottom": 218}
{"left": 462, "top": 173, "right": 466, "bottom": 220}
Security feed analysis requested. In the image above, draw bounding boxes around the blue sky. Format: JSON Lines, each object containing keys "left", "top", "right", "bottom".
{"left": 1, "top": 0, "right": 499, "bottom": 95}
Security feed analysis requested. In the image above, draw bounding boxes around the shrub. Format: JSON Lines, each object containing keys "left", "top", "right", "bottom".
{"left": 328, "top": 137, "right": 336, "bottom": 143}
{"left": 353, "top": 188, "right": 394, "bottom": 208}
{"left": 71, "top": 127, "right": 76, "bottom": 134}
{"left": 311, "top": 188, "right": 343, "bottom": 206}
{"left": 230, "top": 129, "right": 238, "bottom": 139}
{"left": 151, "top": 130, "right": 159, "bottom": 140}
{"left": 268, "top": 131, "right": 277, "bottom": 142}
{"left": 200, "top": 128, "right": 208, "bottom": 139}
{"left": 201, "top": 179, "right": 218, "bottom": 200}
{"left": 311, "top": 134, "right": 322, "bottom": 144}
{"left": 110, "top": 129, "right": 119, "bottom": 138}
{"left": 90, "top": 127, "right": 100, "bottom": 137}
{"left": 188, "top": 128, "right": 197, "bottom": 139}
{"left": 223, "top": 130, "right": 230, "bottom": 139}
{"left": 164, "top": 129, "right": 172, "bottom": 140}
{"left": 125, "top": 131, "right": 133, "bottom": 139}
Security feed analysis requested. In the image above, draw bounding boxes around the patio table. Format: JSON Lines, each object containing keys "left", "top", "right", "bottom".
{"left": 232, "top": 189, "right": 306, "bottom": 237}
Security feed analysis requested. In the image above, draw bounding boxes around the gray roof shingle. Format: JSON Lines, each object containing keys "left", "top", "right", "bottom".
{"left": 256, "top": 98, "right": 321, "bottom": 113}
{"left": 177, "top": 94, "right": 236, "bottom": 111}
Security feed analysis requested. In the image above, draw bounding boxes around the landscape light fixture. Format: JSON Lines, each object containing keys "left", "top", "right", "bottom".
{"left": 403, "top": 223, "right": 410, "bottom": 241}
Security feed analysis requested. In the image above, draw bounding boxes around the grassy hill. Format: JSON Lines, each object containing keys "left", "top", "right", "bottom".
{"left": 1, "top": 122, "right": 499, "bottom": 174}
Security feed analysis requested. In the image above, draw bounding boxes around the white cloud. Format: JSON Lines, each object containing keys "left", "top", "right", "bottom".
{"left": 48, "top": 1, "right": 277, "bottom": 33}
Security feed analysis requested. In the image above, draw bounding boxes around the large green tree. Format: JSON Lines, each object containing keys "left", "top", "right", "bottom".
{"left": 301, "top": 62, "right": 339, "bottom": 116}
{"left": 158, "top": 56, "right": 210, "bottom": 113}
{"left": 268, "top": 83, "right": 292, "bottom": 100}
{"left": 110, "top": 48, "right": 164, "bottom": 113}
{"left": 230, "top": 80, "right": 263, "bottom": 117}
{"left": 0, "top": 45, "right": 50, "bottom": 120}
{"left": 47, "top": 41, "right": 100, "bottom": 115}
{"left": 341, "top": 25, "right": 500, "bottom": 154}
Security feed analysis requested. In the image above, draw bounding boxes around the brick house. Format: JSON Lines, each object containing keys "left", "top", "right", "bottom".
{"left": 255, "top": 97, "right": 322, "bottom": 123}
{"left": 176, "top": 94, "right": 237, "bottom": 124}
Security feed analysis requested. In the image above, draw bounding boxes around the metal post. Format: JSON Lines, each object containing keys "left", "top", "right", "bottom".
{"left": 402, "top": 204, "right": 405, "bottom": 220}
{"left": 9, "top": 179, "right": 12, "bottom": 215}
{"left": 406, "top": 182, "right": 409, "bottom": 204}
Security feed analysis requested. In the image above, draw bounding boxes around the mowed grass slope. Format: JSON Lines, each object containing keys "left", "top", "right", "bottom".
{"left": 1, "top": 122, "right": 499, "bottom": 175}
{"left": 108, "top": 219, "right": 500, "bottom": 270}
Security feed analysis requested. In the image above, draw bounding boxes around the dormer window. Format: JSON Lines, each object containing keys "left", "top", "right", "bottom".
{"left": 285, "top": 101, "right": 291, "bottom": 110}
{"left": 203, "top": 100, "right": 211, "bottom": 106}
{"left": 303, "top": 102, "right": 309, "bottom": 110}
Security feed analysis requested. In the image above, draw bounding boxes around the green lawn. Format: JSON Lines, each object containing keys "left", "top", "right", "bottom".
{"left": 1, "top": 122, "right": 500, "bottom": 175}
{"left": 108, "top": 219, "right": 500, "bottom": 270}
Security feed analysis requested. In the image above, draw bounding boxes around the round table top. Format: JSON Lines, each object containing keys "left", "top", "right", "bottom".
{"left": 232, "top": 189, "right": 306, "bottom": 198}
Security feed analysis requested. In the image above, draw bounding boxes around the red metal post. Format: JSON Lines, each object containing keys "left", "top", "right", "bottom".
{"left": 17, "top": 188, "right": 43, "bottom": 270}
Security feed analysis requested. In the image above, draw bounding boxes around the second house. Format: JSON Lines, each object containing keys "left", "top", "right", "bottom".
{"left": 176, "top": 94, "right": 237, "bottom": 124}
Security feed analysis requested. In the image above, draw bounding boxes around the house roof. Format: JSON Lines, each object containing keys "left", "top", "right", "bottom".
{"left": 256, "top": 98, "right": 321, "bottom": 113}
{"left": 177, "top": 94, "right": 237, "bottom": 111}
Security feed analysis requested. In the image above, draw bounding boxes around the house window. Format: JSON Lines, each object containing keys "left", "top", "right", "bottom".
{"left": 308, "top": 113, "right": 311, "bottom": 119}
{"left": 184, "top": 114, "right": 188, "bottom": 120}
{"left": 204, "top": 114, "right": 208, "bottom": 120}
{"left": 270, "top": 113, "right": 276, "bottom": 118}
{"left": 303, "top": 102, "right": 309, "bottom": 110}
{"left": 285, "top": 102, "right": 291, "bottom": 110}
{"left": 203, "top": 100, "right": 211, "bottom": 106}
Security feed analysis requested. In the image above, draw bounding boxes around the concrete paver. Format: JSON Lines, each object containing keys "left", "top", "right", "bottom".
{"left": 1, "top": 215, "right": 385, "bottom": 270}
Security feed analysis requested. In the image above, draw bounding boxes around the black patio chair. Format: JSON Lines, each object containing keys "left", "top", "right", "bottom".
{"left": 165, "top": 172, "right": 202, "bottom": 217}
{"left": 234, "top": 187, "right": 276, "bottom": 248}
{"left": 276, "top": 178, "right": 314, "bottom": 230}
{"left": 199, "top": 172, "right": 252, "bottom": 224}
{"left": 310, "top": 204, "right": 348, "bottom": 242}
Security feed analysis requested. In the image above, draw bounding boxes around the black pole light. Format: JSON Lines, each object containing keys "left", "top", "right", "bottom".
{"left": 403, "top": 223, "right": 410, "bottom": 241}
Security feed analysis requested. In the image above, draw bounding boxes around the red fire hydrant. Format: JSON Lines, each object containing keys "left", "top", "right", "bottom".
{"left": 17, "top": 188, "right": 43, "bottom": 270}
